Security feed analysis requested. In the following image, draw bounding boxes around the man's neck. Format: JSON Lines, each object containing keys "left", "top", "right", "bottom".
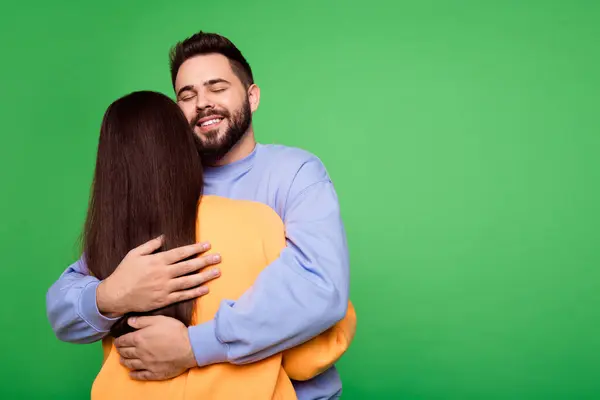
{"left": 212, "top": 128, "right": 256, "bottom": 167}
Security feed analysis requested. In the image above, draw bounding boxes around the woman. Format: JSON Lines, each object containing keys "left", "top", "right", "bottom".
{"left": 84, "top": 91, "right": 356, "bottom": 399}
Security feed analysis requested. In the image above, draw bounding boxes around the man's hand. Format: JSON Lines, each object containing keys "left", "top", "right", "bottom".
{"left": 96, "top": 236, "right": 221, "bottom": 316}
{"left": 114, "top": 316, "right": 197, "bottom": 380}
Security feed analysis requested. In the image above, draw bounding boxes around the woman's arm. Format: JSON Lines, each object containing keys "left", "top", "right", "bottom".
{"left": 281, "top": 301, "right": 357, "bottom": 381}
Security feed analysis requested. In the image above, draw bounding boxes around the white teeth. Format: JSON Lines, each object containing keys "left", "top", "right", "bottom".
{"left": 200, "top": 118, "right": 222, "bottom": 127}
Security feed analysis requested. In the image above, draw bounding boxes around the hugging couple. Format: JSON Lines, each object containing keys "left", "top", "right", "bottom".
{"left": 46, "top": 30, "right": 356, "bottom": 400}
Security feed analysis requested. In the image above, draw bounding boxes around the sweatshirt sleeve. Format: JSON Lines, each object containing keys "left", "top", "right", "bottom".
{"left": 188, "top": 156, "right": 351, "bottom": 366}
{"left": 281, "top": 301, "right": 357, "bottom": 381}
{"left": 46, "top": 257, "right": 119, "bottom": 343}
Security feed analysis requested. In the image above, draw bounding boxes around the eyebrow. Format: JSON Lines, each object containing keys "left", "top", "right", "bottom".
{"left": 205, "top": 78, "right": 231, "bottom": 86}
{"left": 176, "top": 79, "right": 232, "bottom": 97}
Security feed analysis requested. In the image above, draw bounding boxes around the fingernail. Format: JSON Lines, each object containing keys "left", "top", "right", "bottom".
{"left": 212, "top": 254, "right": 221, "bottom": 262}
{"left": 129, "top": 317, "right": 137, "bottom": 324}
{"left": 202, "top": 242, "right": 210, "bottom": 251}
{"left": 211, "top": 268, "right": 220, "bottom": 276}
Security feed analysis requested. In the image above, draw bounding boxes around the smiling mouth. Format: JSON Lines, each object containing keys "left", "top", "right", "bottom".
{"left": 196, "top": 117, "right": 224, "bottom": 132}
{"left": 200, "top": 118, "right": 223, "bottom": 127}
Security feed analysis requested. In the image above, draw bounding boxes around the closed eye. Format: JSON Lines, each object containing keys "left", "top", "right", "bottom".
{"left": 179, "top": 92, "right": 196, "bottom": 101}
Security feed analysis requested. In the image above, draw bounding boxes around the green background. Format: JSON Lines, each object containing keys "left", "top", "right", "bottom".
{"left": 1, "top": 0, "right": 599, "bottom": 398}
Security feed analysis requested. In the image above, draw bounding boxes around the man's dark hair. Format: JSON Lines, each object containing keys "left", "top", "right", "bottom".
{"left": 169, "top": 31, "right": 254, "bottom": 89}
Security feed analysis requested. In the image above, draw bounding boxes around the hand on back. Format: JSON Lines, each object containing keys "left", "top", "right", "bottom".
{"left": 96, "top": 236, "right": 221, "bottom": 316}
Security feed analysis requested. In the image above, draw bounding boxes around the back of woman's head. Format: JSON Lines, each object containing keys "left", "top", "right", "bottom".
{"left": 83, "top": 90, "right": 203, "bottom": 337}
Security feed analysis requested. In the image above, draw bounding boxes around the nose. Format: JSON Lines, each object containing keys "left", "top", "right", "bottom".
{"left": 195, "top": 93, "right": 215, "bottom": 111}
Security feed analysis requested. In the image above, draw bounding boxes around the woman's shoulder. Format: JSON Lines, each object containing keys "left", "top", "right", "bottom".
{"left": 199, "top": 195, "right": 284, "bottom": 229}
{"left": 197, "top": 195, "right": 286, "bottom": 262}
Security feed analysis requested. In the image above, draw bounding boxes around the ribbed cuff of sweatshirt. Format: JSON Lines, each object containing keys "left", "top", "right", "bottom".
{"left": 78, "top": 280, "right": 120, "bottom": 332}
{"left": 188, "top": 320, "right": 229, "bottom": 367}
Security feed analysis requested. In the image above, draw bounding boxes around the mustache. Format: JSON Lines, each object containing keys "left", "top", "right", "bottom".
{"left": 190, "top": 109, "right": 231, "bottom": 127}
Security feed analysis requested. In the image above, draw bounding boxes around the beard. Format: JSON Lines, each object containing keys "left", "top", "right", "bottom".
{"left": 190, "top": 98, "right": 252, "bottom": 166}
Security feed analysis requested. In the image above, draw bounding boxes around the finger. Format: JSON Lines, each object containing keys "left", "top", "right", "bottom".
{"left": 170, "top": 254, "right": 221, "bottom": 278}
{"left": 168, "top": 285, "right": 210, "bottom": 304}
{"left": 172, "top": 268, "right": 219, "bottom": 292}
{"left": 130, "top": 235, "right": 164, "bottom": 256}
{"left": 130, "top": 370, "right": 154, "bottom": 381}
{"left": 169, "top": 253, "right": 220, "bottom": 278}
{"left": 116, "top": 346, "right": 138, "bottom": 359}
{"left": 114, "top": 332, "right": 137, "bottom": 348}
{"left": 160, "top": 242, "right": 210, "bottom": 265}
{"left": 127, "top": 315, "right": 166, "bottom": 330}
{"left": 169, "top": 267, "right": 220, "bottom": 292}
{"left": 120, "top": 357, "right": 144, "bottom": 370}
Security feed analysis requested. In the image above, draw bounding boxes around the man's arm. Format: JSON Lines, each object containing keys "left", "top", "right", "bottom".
{"left": 46, "top": 259, "right": 118, "bottom": 343}
{"left": 189, "top": 156, "right": 350, "bottom": 366}
{"left": 46, "top": 240, "right": 220, "bottom": 344}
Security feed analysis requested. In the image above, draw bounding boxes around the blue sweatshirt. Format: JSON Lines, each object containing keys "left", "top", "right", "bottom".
{"left": 46, "top": 143, "right": 350, "bottom": 400}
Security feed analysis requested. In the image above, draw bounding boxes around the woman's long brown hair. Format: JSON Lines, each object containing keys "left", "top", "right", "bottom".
{"left": 82, "top": 90, "right": 203, "bottom": 337}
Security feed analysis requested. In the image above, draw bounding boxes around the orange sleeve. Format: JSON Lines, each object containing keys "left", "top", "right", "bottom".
{"left": 261, "top": 210, "right": 357, "bottom": 381}
{"left": 281, "top": 302, "right": 356, "bottom": 381}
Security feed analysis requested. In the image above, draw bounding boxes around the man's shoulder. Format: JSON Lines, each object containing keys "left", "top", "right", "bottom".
{"left": 251, "top": 143, "right": 336, "bottom": 216}
{"left": 256, "top": 143, "right": 329, "bottom": 180}
{"left": 258, "top": 143, "right": 320, "bottom": 163}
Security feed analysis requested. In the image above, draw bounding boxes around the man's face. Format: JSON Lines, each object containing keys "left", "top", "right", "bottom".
{"left": 175, "top": 54, "right": 255, "bottom": 164}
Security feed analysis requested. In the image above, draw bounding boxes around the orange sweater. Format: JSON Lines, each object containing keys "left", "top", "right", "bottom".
{"left": 91, "top": 195, "right": 356, "bottom": 399}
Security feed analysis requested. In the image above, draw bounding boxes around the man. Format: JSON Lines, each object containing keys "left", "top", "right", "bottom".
{"left": 46, "top": 31, "right": 350, "bottom": 399}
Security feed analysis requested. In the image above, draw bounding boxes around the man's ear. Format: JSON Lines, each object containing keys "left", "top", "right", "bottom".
{"left": 247, "top": 84, "right": 261, "bottom": 113}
